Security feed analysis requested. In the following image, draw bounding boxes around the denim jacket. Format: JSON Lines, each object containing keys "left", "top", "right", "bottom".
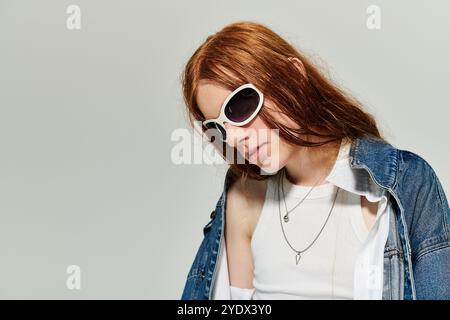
{"left": 181, "top": 136, "right": 450, "bottom": 300}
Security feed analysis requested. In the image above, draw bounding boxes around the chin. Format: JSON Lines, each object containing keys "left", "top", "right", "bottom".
{"left": 255, "top": 156, "right": 283, "bottom": 176}
{"left": 248, "top": 143, "right": 287, "bottom": 175}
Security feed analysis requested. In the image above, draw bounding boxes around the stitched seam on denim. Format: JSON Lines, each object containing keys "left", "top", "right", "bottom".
{"left": 390, "top": 189, "right": 416, "bottom": 299}
{"left": 207, "top": 192, "right": 226, "bottom": 300}
{"left": 186, "top": 268, "right": 199, "bottom": 280}
{"left": 388, "top": 255, "right": 393, "bottom": 300}
{"left": 351, "top": 137, "right": 398, "bottom": 189}
{"left": 417, "top": 233, "right": 448, "bottom": 250}
{"left": 414, "top": 239, "right": 450, "bottom": 263}
{"left": 384, "top": 247, "right": 403, "bottom": 258}
{"left": 431, "top": 170, "right": 450, "bottom": 240}
{"left": 391, "top": 148, "right": 400, "bottom": 190}
{"left": 394, "top": 149, "right": 410, "bottom": 191}
{"left": 384, "top": 244, "right": 403, "bottom": 253}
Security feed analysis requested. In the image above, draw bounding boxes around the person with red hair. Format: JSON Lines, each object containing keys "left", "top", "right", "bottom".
{"left": 180, "top": 21, "right": 450, "bottom": 300}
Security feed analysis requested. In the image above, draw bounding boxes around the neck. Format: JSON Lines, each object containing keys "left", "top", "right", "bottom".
{"left": 283, "top": 137, "right": 343, "bottom": 187}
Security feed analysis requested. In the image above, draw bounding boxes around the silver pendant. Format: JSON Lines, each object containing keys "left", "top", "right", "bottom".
{"left": 295, "top": 252, "right": 301, "bottom": 265}
{"left": 283, "top": 214, "right": 289, "bottom": 223}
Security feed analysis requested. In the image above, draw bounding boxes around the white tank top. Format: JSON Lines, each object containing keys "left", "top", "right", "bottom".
{"left": 250, "top": 171, "right": 369, "bottom": 299}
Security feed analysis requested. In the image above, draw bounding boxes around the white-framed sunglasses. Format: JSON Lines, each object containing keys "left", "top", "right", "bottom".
{"left": 202, "top": 83, "right": 264, "bottom": 142}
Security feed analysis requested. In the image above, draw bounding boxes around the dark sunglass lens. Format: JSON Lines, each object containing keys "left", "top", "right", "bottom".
{"left": 224, "top": 88, "right": 260, "bottom": 123}
{"left": 204, "top": 122, "right": 227, "bottom": 141}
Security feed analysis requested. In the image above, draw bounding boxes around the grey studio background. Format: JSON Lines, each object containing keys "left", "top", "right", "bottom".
{"left": 0, "top": 0, "right": 448, "bottom": 299}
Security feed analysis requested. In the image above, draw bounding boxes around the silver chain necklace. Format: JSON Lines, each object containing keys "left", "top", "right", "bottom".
{"left": 277, "top": 171, "right": 340, "bottom": 265}
{"left": 281, "top": 169, "right": 324, "bottom": 223}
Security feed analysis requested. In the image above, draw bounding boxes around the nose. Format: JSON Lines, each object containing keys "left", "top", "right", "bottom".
{"left": 223, "top": 122, "right": 248, "bottom": 148}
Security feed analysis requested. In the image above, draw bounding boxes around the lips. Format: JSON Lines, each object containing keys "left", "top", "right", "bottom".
{"left": 247, "top": 142, "right": 267, "bottom": 160}
{"left": 247, "top": 145, "right": 260, "bottom": 158}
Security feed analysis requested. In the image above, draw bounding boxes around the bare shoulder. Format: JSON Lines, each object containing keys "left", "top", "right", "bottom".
{"left": 225, "top": 175, "right": 267, "bottom": 287}
{"left": 225, "top": 176, "right": 268, "bottom": 288}
{"left": 225, "top": 175, "right": 268, "bottom": 237}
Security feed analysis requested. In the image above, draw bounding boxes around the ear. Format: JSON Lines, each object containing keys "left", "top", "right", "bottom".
{"left": 288, "top": 57, "right": 306, "bottom": 77}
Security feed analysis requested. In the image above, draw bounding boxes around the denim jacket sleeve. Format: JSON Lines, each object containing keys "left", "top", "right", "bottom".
{"left": 398, "top": 151, "right": 450, "bottom": 299}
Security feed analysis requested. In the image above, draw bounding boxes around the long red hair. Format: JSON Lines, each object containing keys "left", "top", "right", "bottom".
{"left": 181, "top": 21, "right": 386, "bottom": 181}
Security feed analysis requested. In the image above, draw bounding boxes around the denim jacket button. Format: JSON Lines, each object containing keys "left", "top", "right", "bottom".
{"left": 210, "top": 210, "right": 216, "bottom": 219}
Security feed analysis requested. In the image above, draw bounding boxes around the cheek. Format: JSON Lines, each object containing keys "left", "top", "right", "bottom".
{"left": 248, "top": 116, "right": 269, "bottom": 129}
{"left": 246, "top": 116, "right": 271, "bottom": 139}
{"left": 268, "top": 139, "right": 290, "bottom": 162}
{"left": 246, "top": 116, "right": 287, "bottom": 154}
{"left": 257, "top": 127, "right": 292, "bottom": 167}
{"left": 264, "top": 99, "right": 298, "bottom": 129}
